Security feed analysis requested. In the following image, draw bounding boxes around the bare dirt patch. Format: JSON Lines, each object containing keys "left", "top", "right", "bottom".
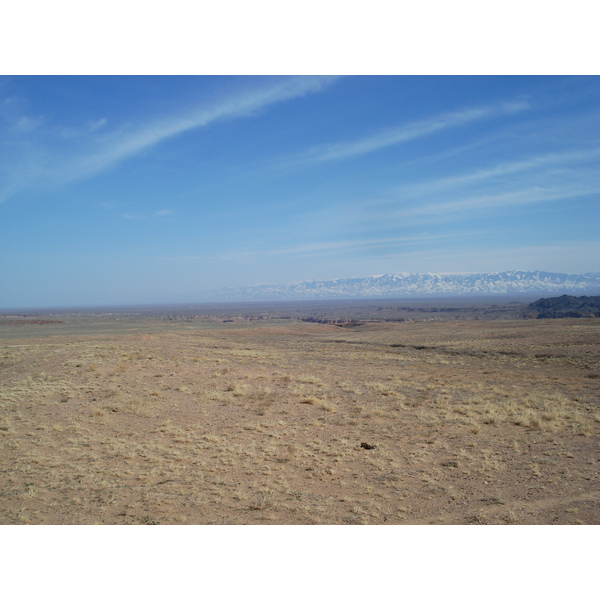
{"left": 1, "top": 315, "right": 598, "bottom": 524}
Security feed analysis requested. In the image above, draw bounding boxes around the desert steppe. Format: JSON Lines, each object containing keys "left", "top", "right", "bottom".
{"left": 1, "top": 301, "right": 599, "bottom": 524}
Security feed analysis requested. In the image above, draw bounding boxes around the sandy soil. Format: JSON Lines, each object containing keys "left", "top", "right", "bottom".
{"left": 1, "top": 315, "right": 599, "bottom": 524}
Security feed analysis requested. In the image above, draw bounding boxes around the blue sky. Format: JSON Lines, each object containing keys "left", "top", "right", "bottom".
{"left": 1, "top": 75, "right": 599, "bottom": 308}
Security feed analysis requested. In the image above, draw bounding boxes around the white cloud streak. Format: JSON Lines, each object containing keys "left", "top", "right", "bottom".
{"left": 122, "top": 208, "right": 174, "bottom": 220}
{"left": 0, "top": 76, "right": 337, "bottom": 203}
{"left": 316, "top": 146, "right": 600, "bottom": 231}
{"left": 359, "top": 240, "right": 600, "bottom": 274}
{"left": 391, "top": 183, "right": 600, "bottom": 221}
{"left": 61, "top": 76, "right": 337, "bottom": 183}
{"left": 88, "top": 118, "right": 107, "bottom": 132}
{"left": 396, "top": 147, "right": 600, "bottom": 197}
{"left": 286, "top": 100, "right": 530, "bottom": 165}
{"left": 168, "top": 232, "right": 466, "bottom": 263}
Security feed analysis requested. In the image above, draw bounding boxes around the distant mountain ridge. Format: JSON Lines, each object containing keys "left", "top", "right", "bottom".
{"left": 219, "top": 271, "right": 600, "bottom": 301}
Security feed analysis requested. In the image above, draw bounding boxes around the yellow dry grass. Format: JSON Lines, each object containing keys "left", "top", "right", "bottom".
{"left": 0, "top": 316, "right": 598, "bottom": 524}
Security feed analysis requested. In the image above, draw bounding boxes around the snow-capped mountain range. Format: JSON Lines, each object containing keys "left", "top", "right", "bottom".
{"left": 218, "top": 271, "right": 600, "bottom": 301}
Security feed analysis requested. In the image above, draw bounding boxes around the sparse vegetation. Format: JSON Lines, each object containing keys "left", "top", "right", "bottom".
{"left": 0, "top": 308, "right": 598, "bottom": 524}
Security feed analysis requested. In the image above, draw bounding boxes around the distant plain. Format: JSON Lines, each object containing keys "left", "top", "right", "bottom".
{"left": 1, "top": 298, "right": 599, "bottom": 524}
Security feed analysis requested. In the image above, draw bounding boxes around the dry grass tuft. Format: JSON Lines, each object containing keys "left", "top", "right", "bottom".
{"left": 297, "top": 374, "right": 324, "bottom": 386}
{"left": 301, "top": 396, "right": 336, "bottom": 412}
{"left": 227, "top": 383, "right": 249, "bottom": 397}
{"left": 249, "top": 490, "right": 275, "bottom": 511}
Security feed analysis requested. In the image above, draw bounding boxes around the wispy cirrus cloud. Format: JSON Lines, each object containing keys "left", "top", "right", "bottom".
{"left": 13, "top": 115, "right": 44, "bottom": 132}
{"left": 312, "top": 145, "right": 600, "bottom": 231}
{"left": 0, "top": 76, "right": 337, "bottom": 203}
{"left": 396, "top": 147, "right": 600, "bottom": 197}
{"left": 63, "top": 76, "right": 337, "bottom": 184}
{"left": 87, "top": 118, "right": 107, "bottom": 132}
{"left": 392, "top": 183, "right": 600, "bottom": 221}
{"left": 282, "top": 100, "right": 530, "bottom": 166}
{"left": 123, "top": 208, "right": 174, "bottom": 220}
{"left": 168, "top": 232, "right": 467, "bottom": 263}
{"left": 356, "top": 240, "right": 600, "bottom": 275}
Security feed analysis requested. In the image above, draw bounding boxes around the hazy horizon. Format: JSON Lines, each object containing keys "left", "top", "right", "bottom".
{"left": 0, "top": 293, "right": 547, "bottom": 314}
{"left": 1, "top": 76, "right": 599, "bottom": 309}
{"left": 2, "top": 272, "right": 597, "bottom": 313}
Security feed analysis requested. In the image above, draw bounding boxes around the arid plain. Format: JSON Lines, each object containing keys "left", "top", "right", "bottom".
{"left": 1, "top": 300, "right": 599, "bottom": 524}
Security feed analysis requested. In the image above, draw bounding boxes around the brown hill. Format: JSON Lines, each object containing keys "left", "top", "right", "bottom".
{"left": 525, "top": 295, "right": 600, "bottom": 319}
